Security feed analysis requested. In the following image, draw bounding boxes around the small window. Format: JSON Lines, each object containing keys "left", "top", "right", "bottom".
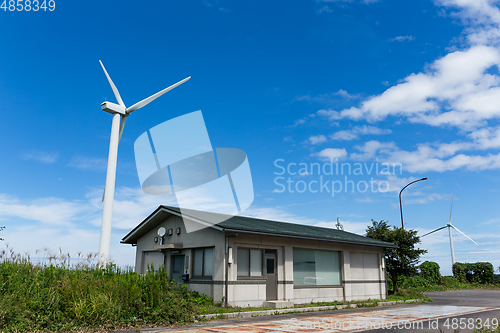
{"left": 192, "top": 248, "right": 214, "bottom": 278}
{"left": 237, "top": 248, "right": 263, "bottom": 277}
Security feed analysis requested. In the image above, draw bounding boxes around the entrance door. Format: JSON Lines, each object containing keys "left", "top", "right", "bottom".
{"left": 171, "top": 255, "right": 185, "bottom": 284}
{"left": 264, "top": 251, "right": 277, "bottom": 300}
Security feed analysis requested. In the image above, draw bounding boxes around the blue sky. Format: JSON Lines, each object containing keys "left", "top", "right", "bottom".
{"left": 0, "top": 0, "right": 499, "bottom": 275}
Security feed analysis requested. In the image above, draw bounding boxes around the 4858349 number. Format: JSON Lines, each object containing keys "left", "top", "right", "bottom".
{"left": 1, "top": 0, "right": 55, "bottom": 11}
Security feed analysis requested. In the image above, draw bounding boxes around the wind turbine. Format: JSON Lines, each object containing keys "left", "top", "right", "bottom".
{"left": 421, "top": 195, "right": 478, "bottom": 269}
{"left": 98, "top": 60, "right": 190, "bottom": 265}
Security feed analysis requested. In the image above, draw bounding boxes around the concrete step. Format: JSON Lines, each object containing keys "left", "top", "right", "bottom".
{"left": 262, "top": 300, "right": 295, "bottom": 309}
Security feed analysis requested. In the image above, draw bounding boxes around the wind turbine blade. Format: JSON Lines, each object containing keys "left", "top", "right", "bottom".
{"left": 99, "top": 60, "right": 125, "bottom": 107}
{"left": 102, "top": 188, "right": 105, "bottom": 202}
{"left": 118, "top": 116, "right": 127, "bottom": 144}
{"left": 451, "top": 224, "right": 478, "bottom": 245}
{"left": 126, "top": 76, "right": 191, "bottom": 113}
{"left": 421, "top": 225, "right": 448, "bottom": 237}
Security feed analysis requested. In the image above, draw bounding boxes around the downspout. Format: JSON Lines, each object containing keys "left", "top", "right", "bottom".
{"left": 225, "top": 233, "right": 237, "bottom": 308}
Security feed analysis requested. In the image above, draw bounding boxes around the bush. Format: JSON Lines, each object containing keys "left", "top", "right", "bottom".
{"left": 419, "top": 261, "right": 441, "bottom": 284}
{"left": 0, "top": 256, "right": 217, "bottom": 332}
{"left": 453, "top": 262, "right": 494, "bottom": 284}
{"left": 399, "top": 275, "right": 432, "bottom": 289}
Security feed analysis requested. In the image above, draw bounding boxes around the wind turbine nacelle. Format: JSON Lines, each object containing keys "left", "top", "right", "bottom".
{"left": 101, "top": 102, "right": 127, "bottom": 115}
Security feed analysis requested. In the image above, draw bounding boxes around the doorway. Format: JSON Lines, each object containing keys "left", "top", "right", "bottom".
{"left": 264, "top": 250, "right": 277, "bottom": 300}
{"left": 171, "top": 255, "right": 185, "bottom": 284}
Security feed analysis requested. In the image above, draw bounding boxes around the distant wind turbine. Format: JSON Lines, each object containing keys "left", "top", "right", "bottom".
{"left": 421, "top": 195, "right": 478, "bottom": 269}
{"left": 98, "top": 60, "right": 190, "bottom": 265}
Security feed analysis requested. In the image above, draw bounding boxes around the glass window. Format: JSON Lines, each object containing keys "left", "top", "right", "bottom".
{"left": 250, "top": 249, "right": 262, "bottom": 276}
{"left": 267, "top": 258, "right": 274, "bottom": 274}
{"left": 237, "top": 248, "right": 263, "bottom": 277}
{"left": 237, "top": 248, "right": 249, "bottom": 276}
{"left": 193, "top": 249, "right": 203, "bottom": 277}
{"left": 204, "top": 247, "right": 213, "bottom": 277}
{"left": 293, "top": 248, "right": 341, "bottom": 286}
{"left": 193, "top": 248, "right": 213, "bottom": 278}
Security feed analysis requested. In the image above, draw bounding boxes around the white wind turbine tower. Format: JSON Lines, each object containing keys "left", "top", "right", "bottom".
{"left": 421, "top": 195, "right": 478, "bottom": 269}
{"left": 98, "top": 60, "right": 190, "bottom": 265}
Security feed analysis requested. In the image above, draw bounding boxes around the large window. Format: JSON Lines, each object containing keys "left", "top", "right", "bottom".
{"left": 193, "top": 247, "right": 213, "bottom": 278}
{"left": 237, "top": 248, "right": 263, "bottom": 277}
{"left": 293, "top": 248, "right": 341, "bottom": 286}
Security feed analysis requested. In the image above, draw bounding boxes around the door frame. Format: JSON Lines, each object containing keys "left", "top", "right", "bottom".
{"left": 264, "top": 251, "right": 277, "bottom": 301}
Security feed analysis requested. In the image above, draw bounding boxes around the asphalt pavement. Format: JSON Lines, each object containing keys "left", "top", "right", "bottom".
{"left": 122, "top": 290, "right": 500, "bottom": 333}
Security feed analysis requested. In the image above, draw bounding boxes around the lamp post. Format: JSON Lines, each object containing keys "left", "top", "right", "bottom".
{"left": 399, "top": 177, "right": 427, "bottom": 229}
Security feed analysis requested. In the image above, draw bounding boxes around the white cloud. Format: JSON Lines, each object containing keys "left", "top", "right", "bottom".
{"left": 315, "top": 148, "right": 348, "bottom": 161}
{"left": 308, "top": 135, "right": 328, "bottom": 145}
{"left": 0, "top": 187, "right": 175, "bottom": 267}
{"left": 436, "top": 0, "right": 500, "bottom": 46}
{"left": 310, "top": 0, "right": 500, "bottom": 132}
{"left": 21, "top": 151, "right": 59, "bottom": 164}
{"left": 297, "top": 89, "right": 360, "bottom": 105}
{"left": 389, "top": 35, "right": 415, "bottom": 42}
{"left": 318, "top": 5, "right": 333, "bottom": 13}
{"left": 331, "top": 125, "right": 392, "bottom": 141}
{"left": 333, "top": 45, "right": 500, "bottom": 129}
{"left": 0, "top": 194, "right": 90, "bottom": 226}
{"left": 350, "top": 139, "right": 500, "bottom": 172}
{"left": 68, "top": 156, "right": 107, "bottom": 171}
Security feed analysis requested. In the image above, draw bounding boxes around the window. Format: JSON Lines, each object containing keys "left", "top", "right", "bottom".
{"left": 293, "top": 248, "right": 341, "bottom": 286}
{"left": 237, "top": 248, "right": 263, "bottom": 277}
{"left": 193, "top": 247, "right": 213, "bottom": 278}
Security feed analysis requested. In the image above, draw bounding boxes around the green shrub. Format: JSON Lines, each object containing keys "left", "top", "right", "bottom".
{"left": 399, "top": 275, "right": 432, "bottom": 289}
{"left": 453, "top": 262, "right": 494, "bottom": 284}
{"left": 0, "top": 258, "right": 217, "bottom": 332}
{"left": 419, "top": 261, "right": 441, "bottom": 284}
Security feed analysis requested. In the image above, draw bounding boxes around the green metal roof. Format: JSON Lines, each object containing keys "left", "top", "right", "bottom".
{"left": 155, "top": 206, "right": 396, "bottom": 248}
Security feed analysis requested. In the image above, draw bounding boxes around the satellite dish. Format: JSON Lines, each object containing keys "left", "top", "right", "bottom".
{"left": 158, "top": 227, "right": 166, "bottom": 237}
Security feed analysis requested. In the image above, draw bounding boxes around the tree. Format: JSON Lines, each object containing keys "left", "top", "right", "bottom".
{"left": 366, "top": 220, "right": 427, "bottom": 293}
{"left": 0, "top": 226, "right": 4, "bottom": 241}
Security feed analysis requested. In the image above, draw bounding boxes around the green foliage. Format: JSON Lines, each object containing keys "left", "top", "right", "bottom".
{"left": 366, "top": 220, "right": 427, "bottom": 292}
{"left": 399, "top": 275, "right": 432, "bottom": 289}
{"left": 0, "top": 254, "right": 219, "bottom": 332}
{"left": 453, "top": 262, "right": 494, "bottom": 284}
{"left": 389, "top": 288, "right": 429, "bottom": 301}
{"left": 419, "top": 261, "right": 441, "bottom": 284}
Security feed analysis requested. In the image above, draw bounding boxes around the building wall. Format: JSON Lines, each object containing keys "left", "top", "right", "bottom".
{"left": 226, "top": 233, "right": 386, "bottom": 306}
{"left": 134, "top": 214, "right": 225, "bottom": 301}
{"left": 133, "top": 216, "right": 387, "bottom": 307}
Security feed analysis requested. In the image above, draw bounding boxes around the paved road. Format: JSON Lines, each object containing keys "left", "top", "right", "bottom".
{"left": 127, "top": 290, "right": 500, "bottom": 333}
{"left": 360, "top": 290, "right": 500, "bottom": 333}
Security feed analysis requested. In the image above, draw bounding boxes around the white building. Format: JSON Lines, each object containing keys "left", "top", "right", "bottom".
{"left": 121, "top": 206, "right": 396, "bottom": 307}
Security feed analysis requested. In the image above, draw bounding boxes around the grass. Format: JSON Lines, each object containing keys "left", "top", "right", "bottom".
{"left": 0, "top": 248, "right": 219, "bottom": 332}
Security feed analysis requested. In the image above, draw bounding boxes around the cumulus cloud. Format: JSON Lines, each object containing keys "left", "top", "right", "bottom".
{"left": 311, "top": 0, "right": 500, "bottom": 131}
{"left": 68, "top": 156, "right": 108, "bottom": 171}
{"left": 308, "top": 135, "right": 328, "bottom": 145}
{"left": 297, "top": 89, "right": 360, "bottom": 105}
{"left": 21, "top": 151, "right": 59, "bottom": 164}
{"left": 350, "top": 139, "right": 500, "bottom": 173}
{"left": 314, "top": 148, "right": 348, "bottom": 161}
{"left": 331, "top": 125, "right": 392, "bottom": 141}
{"left": 389, "top": 35, "right": 415, "bottom": 42}
{"left": 331, "top": 45, "right": 500, "bottom": 129}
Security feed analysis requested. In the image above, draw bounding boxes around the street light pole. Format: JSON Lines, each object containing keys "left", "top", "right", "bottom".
{"left": 399, "top": 177, "right": 427, "bottom": 229}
